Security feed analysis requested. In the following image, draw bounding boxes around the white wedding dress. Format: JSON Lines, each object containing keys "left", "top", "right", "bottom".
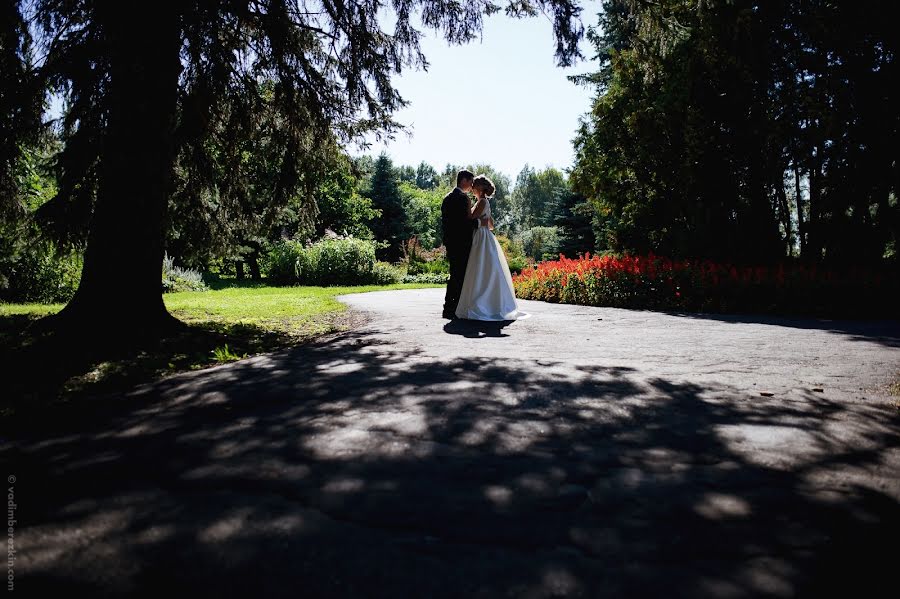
{"left": 455, "top": 198, "right": 528, "bottom": 321}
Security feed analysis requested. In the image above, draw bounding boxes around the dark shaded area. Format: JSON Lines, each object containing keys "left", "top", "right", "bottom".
{"left": 659, "top": 310, "right": 900, "bottom": 349}
{"left": 0, "top": 314, "right": 297, "bottom": 421}
{"left": 4, "top": 330, "right": 898, "bottom": 597}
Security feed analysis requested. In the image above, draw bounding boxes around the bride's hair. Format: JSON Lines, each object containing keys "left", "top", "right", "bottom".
{"left": 473, "top": 174, "right": 496, "bottom": 198}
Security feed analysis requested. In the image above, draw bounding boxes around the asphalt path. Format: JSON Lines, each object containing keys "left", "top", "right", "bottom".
{"left": 7, "top": 288, "right": 900, "bottom": 597}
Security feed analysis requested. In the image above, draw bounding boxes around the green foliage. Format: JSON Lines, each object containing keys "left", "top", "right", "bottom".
{"left": 520, "top": 226, "right": 561, "bottom": 261}
{"left": 314, "top": 159, "right": 379, "bottom": 240}
{"left": 0, "top": 240, "right": 82, "bottom": 303}
{"left": 506, "top": 255, "right": 529, "bottom": 276}
{"left": 402, "top": 272, "right": 449, "bottom": 284}
{"left": 265, "top": 236, "right": 385, "bottom": 286}
{"left": 399, "top": 182, "right": 443, "bottom": 249}
{"left": 552, "top": 188, "right": 597, "bottom": 257}
{"left": 572, "top": 0, "right": 898, "bottom": 266}
{"left": 211, "top": 343, "right": 248, "bottom": 362}
{"left": 415, "top": 162, "right": 440, "bottom": 190}
{"left": 364, "top": 154, "right": 408, "bottom": 261}
{"left": 162, "top": 253, "right": 208, "bottom": 293}
{"left": 508, "top": 166, "right": 568, "bottom": 233}
{"left": 371, "top": 261, "right": 405, "bottom": 285}
{"left": 0, "top": 132, "right": 83, "bottom": 304}
{"left": 407, "top": 258, "right": 450, "bottom": 275}
{"left": 402, "top": 236, "right": 448, "bottom": 275}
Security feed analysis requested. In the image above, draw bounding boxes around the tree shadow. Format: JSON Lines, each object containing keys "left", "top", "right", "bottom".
{"left": 5, "top": 330, "right": 899, "bottom": 597}
{"left": 0, "top": 315, "right": 299, "bottom": 422}
{"left": 659, "top": 309, "right": 900, "bottom": 348}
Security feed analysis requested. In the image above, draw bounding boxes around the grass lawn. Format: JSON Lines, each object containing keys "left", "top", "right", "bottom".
{"left": 0, "top": 282, "right": 441, "bottom": 422}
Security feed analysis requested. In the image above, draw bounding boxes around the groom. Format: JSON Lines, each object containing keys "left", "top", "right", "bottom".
{"left": 441, "top": 169, "right": 479, "bottom": 319}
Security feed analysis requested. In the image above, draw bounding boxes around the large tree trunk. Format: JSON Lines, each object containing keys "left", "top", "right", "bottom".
{"left": 44, "top": 7, "right": 183, "bottom": 342}
{"left": 776, "top": 178, "right": 792, "bottom": 257}
{"left": 807, "top": 146, "right": 823, "bottom": 263}
{"left": 794, "top": 162, "right": 805, "bottom": 257}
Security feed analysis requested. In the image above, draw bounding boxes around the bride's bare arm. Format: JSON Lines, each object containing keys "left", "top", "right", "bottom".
{"left": 468, "top": 197, "right": 487, "bottom": 219}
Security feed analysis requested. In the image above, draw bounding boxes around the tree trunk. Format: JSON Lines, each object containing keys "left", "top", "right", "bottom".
{"left": 43, "top": 6, "right": 183, "bottom": 343}
{"left": 807, "top": 146, "right": 823, "bottom": 262}
{"left": 794, "top": 162, "right": 805, "bottom": 257}
{"left": 776, "top": 179, "right": 792, "bottom": 257}
{"left": 248, "top": 250, "right": 261, "bottom": 281}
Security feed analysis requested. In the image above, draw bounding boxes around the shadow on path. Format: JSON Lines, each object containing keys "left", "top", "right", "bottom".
{"left": 443, "top": 318, "right": 516, "bottom": 338}
{"left": 661, "top": 310, "right": 900, "bottom": 349}
{"left": 5, "top": 330, "right": 900, "bottom": 597}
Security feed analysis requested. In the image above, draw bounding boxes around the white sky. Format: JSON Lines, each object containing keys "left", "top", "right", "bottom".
{"left": 350, "top": 4, "right": 602, "bottom": 181}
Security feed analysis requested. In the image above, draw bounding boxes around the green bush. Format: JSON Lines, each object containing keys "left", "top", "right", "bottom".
{"left": 162, "top": 253, "right": 208, "bottom": 293}
{"left": 402, "top": 236, "right": 448, "bottom": 276}
{"left": 371, "top": 261, "right": 405, "bottom": 284}
{"left": 506, "top": 255, "right": 529, "bottom": 275}
{"left": 265, "top": 239, "right": 302, "bottom": 284}
{"left": 402, "top": 272, "right": 449, "bottom": 284}
{"left": 0, "top": 241, "right": 82, "bottom": 303}
{"left": 407, "top": 257, "right": 449, "bottom": 275}
{"left": 265, "top": 236, "right": 385, "bottom": 285}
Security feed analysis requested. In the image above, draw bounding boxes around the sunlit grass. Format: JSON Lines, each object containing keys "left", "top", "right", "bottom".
{"left": 0, "top": 283, "right": 439, "bottom": 332}
{"left": 163, "top": 283, "right": 436, "bottom": 336}
{"left": 0, "top": 302, "right": 64, "bottom": 316}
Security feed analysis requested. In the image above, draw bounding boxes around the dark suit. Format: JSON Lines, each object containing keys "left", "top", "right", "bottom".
{"left": 441, "top": 187, "right": 478, "bottom": 315}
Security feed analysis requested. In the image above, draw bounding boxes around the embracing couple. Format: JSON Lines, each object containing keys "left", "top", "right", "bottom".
{"left": 441, "top": 170, "right": 528, "bottom": 322}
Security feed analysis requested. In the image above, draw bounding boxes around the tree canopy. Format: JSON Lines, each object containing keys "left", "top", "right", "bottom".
{"left": 571, "top": 0, "right": 898, "bottom": 265}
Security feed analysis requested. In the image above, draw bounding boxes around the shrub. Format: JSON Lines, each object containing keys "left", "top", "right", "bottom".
{"left": 402, "top": 272, "right": 449, "bottom": 284}
{"left": 0, "top": 241, "right": 82, "bottom": 303}
{"left": 162, "top": 253, "right": 208, "bottom": 293}
{"left": 403, "top": 236, "right": 448, "bottom": 275}
{"left": 371, "top": 261, "right": 405, "bottom": 285}
{"left": 265, "top": 239, "right": 304, "bottom": 284}
{"left": 408, "top": 258, "right": 449, "bottom": 275}
{"left": 506, "top": 255, "right": 529, "bottom": 275}
{"left": 265, "top": 236, "right": 387, "bottom": 285}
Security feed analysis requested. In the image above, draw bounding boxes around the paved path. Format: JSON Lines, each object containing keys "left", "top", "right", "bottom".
{"left": 7, "top": 289, "right": 900, "bottom": 597}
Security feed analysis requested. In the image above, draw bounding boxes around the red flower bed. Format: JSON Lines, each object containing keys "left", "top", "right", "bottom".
{"left": 512, "top": 252, "right": 897, "bottom": 317}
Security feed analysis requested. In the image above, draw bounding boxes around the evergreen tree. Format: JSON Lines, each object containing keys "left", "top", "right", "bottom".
{"left": 415, "top": 162, "right": 440, "bottom": 190}
{"left": 365, "top": 154, "right": 407, "bottom": 261}
{"left": 552, "top": 187, "right": 595, "bottom": 257}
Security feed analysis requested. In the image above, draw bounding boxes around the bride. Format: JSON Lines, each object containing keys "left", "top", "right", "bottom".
{"left": 455, "top": 174, "right": 528, "bottom": 321}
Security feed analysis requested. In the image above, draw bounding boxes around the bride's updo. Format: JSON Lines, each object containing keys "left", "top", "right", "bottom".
{"left": 473, "top": 174, "right": 495, "bottom": 198}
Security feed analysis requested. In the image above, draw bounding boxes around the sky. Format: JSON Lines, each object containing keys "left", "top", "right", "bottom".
{"left": 351, "top": 4, "right": 603, "bottom": 181}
